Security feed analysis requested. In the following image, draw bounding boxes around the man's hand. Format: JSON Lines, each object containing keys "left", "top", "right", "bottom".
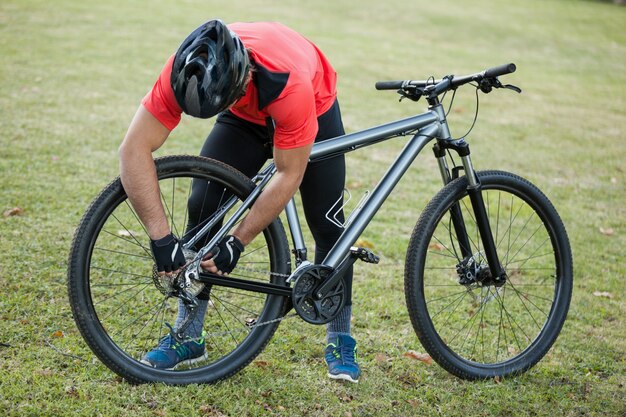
{"left": 150, "top": 233, "right": 186, "bottom": 274}
{"left": 201, "top": 235, "right": 244, "bottom": 275}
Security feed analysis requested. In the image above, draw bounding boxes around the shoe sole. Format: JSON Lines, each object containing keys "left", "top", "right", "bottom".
{"left": 327, "top": 372, "right": 359, "bottom": 383}
{"left": 140, "top": 351, "right": 209, "bottom": 370}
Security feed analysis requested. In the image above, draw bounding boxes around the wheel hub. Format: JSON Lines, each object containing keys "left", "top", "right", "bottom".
{"left": 456, "top": 254, "right": 506, "bottom": 287}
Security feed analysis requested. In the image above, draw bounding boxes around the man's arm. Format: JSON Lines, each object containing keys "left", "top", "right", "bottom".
{"left": 233, "top": 144, "right": 313, "bottom": 245}
{"left": 119, "top": 105, "right": 172, "bottom": 240}
{"left": 200, "top": 143, "right": 313, "bottom": 273}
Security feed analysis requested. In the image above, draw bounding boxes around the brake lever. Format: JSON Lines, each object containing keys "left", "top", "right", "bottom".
{"left": 397, "top": 87, "right": 423, "bottom": 102}
{"left": 502, "top": 84, "right": 522, "bottom": 94}
{"left": 479, "top": 78, "right": 522, "bottom": 94}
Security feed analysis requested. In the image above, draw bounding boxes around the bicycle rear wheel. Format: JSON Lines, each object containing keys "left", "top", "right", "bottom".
{"left": 68, "top": 156, "right": 291, "bottom": 385}
{"left": 405, "top": 170, "right": 572, "bottom": 379}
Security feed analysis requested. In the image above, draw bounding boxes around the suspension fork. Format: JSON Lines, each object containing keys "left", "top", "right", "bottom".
{"left": 434, "top": 142, "right": 472, "bottom": 258}
{"left": 433, "top": 140, "right": 506, "bottom": 283}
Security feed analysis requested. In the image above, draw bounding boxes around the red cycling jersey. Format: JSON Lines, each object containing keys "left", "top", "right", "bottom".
{"left": 142, "top": 22, "right": 338, "bottom": 150}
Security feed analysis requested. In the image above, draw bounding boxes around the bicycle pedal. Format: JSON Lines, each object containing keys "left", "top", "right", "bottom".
{"left": 350, "top": 247, "right": 380, "bottom": 264}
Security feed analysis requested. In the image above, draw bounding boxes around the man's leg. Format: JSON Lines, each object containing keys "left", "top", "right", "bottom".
{"left": 299, "top": 101, "right": 360, "bottom": 382}
{"left": 299, "top": 154, "right": 353, "bottom": 336}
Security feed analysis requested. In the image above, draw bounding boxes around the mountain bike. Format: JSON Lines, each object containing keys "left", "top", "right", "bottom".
{"left": 67, "top": 63, "right": 573, "bottom": 385}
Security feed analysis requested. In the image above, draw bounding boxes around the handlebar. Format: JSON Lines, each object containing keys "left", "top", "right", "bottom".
{"left": 375, "top": 63, "right": 516, "bottom": 93}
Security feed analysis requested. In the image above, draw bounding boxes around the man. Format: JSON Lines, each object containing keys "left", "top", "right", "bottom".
{"left": 118, "top": 20, "right": 360, "bottom": 382}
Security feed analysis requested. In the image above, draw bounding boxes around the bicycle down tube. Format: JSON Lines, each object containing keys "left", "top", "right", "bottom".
{"left": 313, "top": 123, "right": 441, "bottom": 269}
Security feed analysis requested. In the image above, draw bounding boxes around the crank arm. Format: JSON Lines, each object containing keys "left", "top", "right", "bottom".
{"left": 314, "top": 246, "right": 377, "bottom": 298}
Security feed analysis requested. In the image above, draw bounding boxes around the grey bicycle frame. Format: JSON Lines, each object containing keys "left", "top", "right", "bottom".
{"left": 184, "top": 103, "right": 460, "bottom": 282}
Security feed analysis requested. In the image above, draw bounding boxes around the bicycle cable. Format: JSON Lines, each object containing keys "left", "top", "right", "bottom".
{"left": 443, "top": 88, "right": 456, "bottom": 118}
{"left": 446, "top": 83, "right": 481, "bottom": 142}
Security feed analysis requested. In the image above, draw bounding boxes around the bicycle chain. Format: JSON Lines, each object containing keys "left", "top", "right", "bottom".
{"left": 198, "top": 311, "right": 299, "bottom": 341}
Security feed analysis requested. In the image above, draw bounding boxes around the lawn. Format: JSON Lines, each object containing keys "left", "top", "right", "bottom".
{"left": 0, "top": 0, "right": 624, "bottom": 416}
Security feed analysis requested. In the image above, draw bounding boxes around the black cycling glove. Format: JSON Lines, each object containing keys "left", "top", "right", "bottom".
{"left": 150, "top": 233, "right": 186, "bottom": 273}
{"left": 212, "top": 235, "right": 245, "bottom": 274}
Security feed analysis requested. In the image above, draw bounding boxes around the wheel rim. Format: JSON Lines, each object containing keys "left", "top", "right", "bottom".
{"left": 420, "top": 182, "right": 565, "bottom": 367}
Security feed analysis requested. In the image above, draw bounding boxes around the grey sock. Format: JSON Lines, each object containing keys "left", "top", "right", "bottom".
{"left": 174, "top": 298, "right": 209, "bottom": 339}
{"left": 326, "top": 304, "right": 352, "bottom": 343}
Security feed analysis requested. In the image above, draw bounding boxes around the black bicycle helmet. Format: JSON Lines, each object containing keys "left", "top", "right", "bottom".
{"left": 170, "top": 19, "right": 250, "bottom": 118}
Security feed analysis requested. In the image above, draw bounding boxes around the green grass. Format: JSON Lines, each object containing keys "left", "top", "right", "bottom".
{"left": 1, "top": 0, "right": 625, "bottom": 415}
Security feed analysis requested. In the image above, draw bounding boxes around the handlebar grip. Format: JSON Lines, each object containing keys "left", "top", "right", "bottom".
{"left": 375, "top": 80, "right": 404, "bottom": 90}
{"left": 484, "top": 63, "right": 516, "bottom": 78}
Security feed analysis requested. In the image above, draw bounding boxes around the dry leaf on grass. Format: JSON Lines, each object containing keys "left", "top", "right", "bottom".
{"left": 428, "top": 243, "right": 446, "bottom": 251}
{"left": 64, "top": 385, "right": 79, "bottom": 398}
{"left": 52, "top": 330, "right": 65, "bottom": 338}
{"left": 355, "top": 238, "right": 375, "bottom": 249}
{"left": 403, "top": 350, "right": 433, "bottom": 365}
{"left": 592, "top": 291, "right": 613, "bottom": 299}
{"left": 407, "top": 399, "right": 420, "bottom": 408}
{"left": 599, "top": 227, "right": 615, "bottom": 236}
{"left": 117, "top": 229, "right": 139, "bottom": 238}
{"left": 253, "top": 360, "right": 270, "bottom": 368}
{"left": 3, "top": 207, "right": 23, "bottom": 217}
{"left": 199, "top": 405, "right": 228, "bottom": 417}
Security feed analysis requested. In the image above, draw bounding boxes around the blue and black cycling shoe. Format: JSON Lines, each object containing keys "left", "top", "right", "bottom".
{"left": 324, "top": 334, "right": 361, "bottom": 383}
{"left": 141, "top": 331, "right": 207, "bottom": 370}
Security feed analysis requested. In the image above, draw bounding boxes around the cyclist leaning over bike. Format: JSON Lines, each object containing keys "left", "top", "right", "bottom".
{"left": 118, "top": 19, "right": 361, "bottom": 382}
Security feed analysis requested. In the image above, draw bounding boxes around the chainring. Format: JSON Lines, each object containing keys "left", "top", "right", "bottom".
{"left": 291, "top": 264, "right": 346, "bottom": 325}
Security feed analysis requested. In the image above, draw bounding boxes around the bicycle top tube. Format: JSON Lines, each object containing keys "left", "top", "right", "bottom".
{"left": 309, "top": 111, "right": 439, "bottom": 162}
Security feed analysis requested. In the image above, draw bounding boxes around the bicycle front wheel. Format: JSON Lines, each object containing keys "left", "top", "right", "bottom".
{"left": 68, "top": 156, "right": 291, "bottom": 385}
{"left": 405, "top": 170, "right": 572, "bottom": 379}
